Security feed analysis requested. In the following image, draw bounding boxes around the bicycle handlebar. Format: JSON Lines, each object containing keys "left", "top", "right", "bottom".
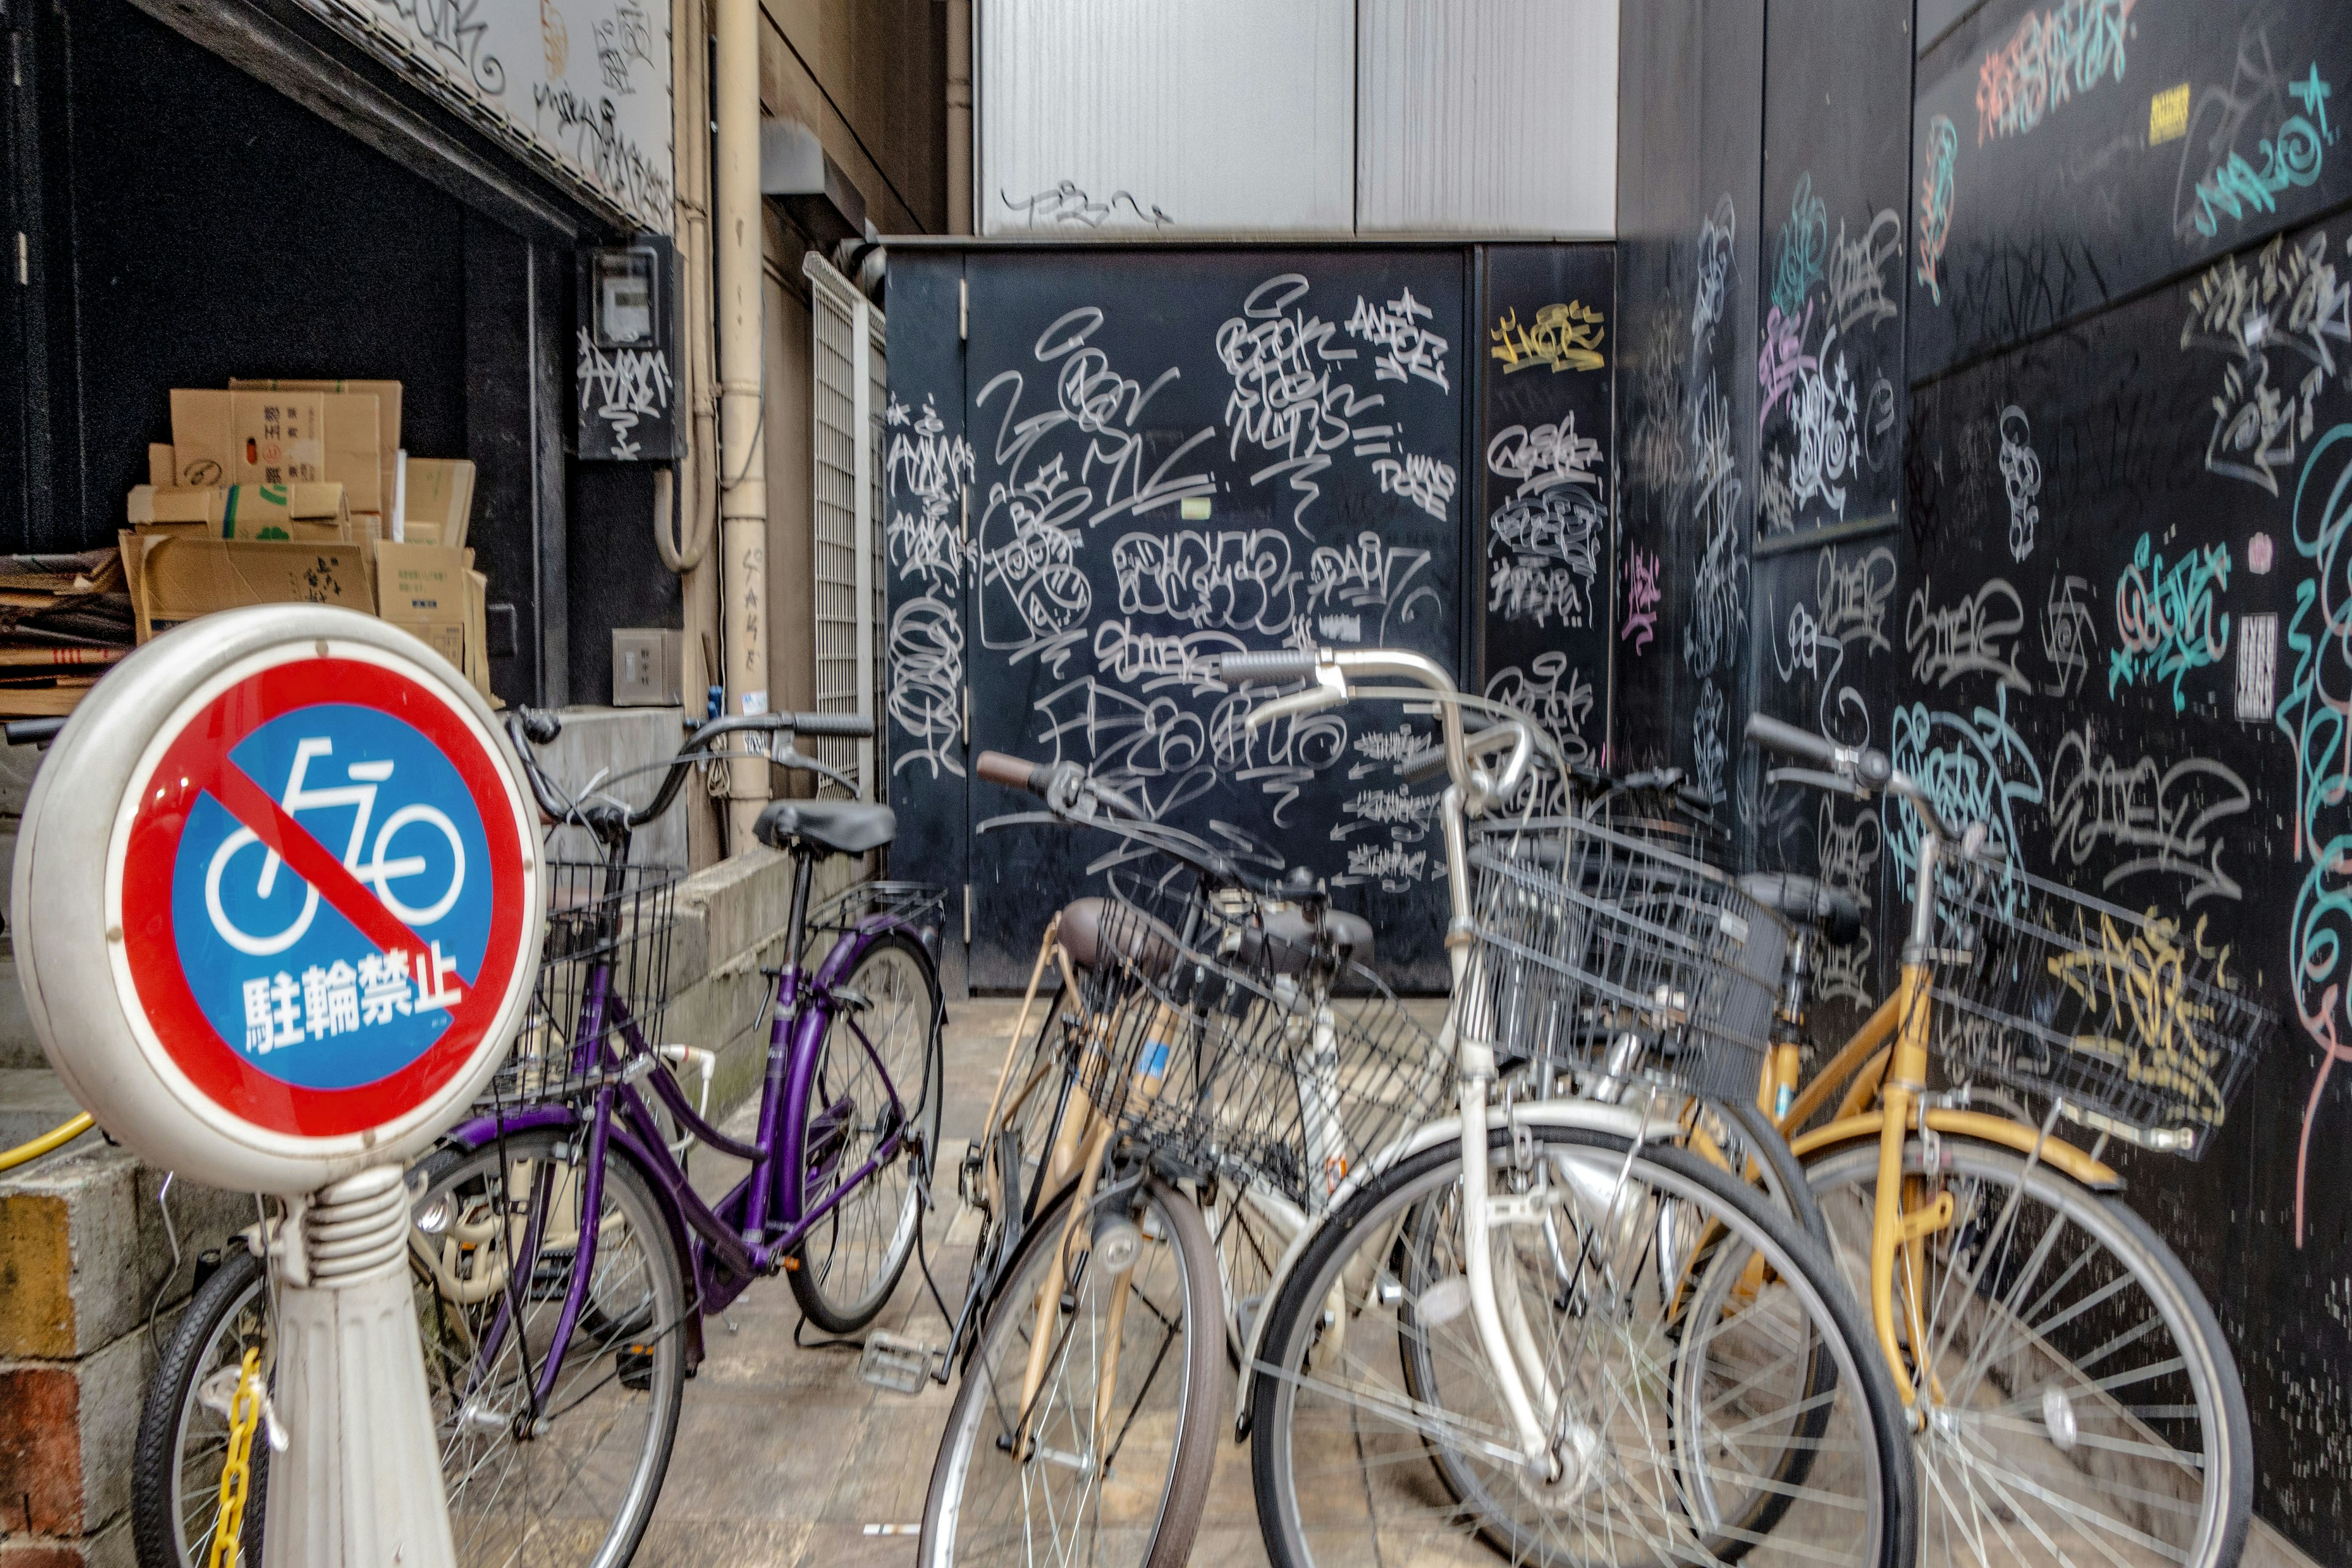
{"left": 4, "top": 718, "right": 66, "bottom": 748}
{"left": 505, "top": 706, "right": 876, "bottom": 840}
{"left": 1743, "top": 713, "right": 1948, "bottom": 839}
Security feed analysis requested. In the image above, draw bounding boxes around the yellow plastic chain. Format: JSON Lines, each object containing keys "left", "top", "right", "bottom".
{"left": 205, "top": 1347, "right": 264, "bottom": 1568}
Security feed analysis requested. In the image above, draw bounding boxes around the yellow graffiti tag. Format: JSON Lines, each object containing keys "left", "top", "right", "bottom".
{"left": 2048, "top": 910, "right": 2233, "bottom": 1126}
{"left": 1490, "top": 302, "right": 1607, "bottom": 374}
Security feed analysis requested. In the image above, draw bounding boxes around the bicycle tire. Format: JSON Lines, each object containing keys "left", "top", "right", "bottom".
{"left": 132, "top": 1246, "right": 272, "bottom": 1568}
{"left": 1706, "top": 1095, "right": 1830, "bottom": 1247}
{"left": 1805, "top": 1135, "right": 2253, "bottom": 1568}
{"left": 920, "top": 1174, "right": 1223, "bottom": 1568}
{"left": 416, "top": 1126, "right": 688, "bottom": 1568}
{"left": 1250, "top": 1121, "right": 1917, "bottom": 1568}
{"left": 788, "top": 929, "right": 945, "bottom": 1333}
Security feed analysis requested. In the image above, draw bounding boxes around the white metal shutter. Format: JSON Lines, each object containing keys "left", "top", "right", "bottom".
{"left": 1355, "top": 0, "right": 1619, "bottom": 237}
{"left": 978, "top": 0, "right": 1355, "bottom": 236}
{"left": 804, "top": 254, "right": 881, "bottom": 799}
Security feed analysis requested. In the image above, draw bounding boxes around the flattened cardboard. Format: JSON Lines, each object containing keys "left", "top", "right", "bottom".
{"left": 148, "top": 444, "right": 175, "bottom": 486}
{"left": 375, "top": 540, "right": 475, "bottom": 676}
{"left": 128, "top": 483, "right": 350, "bottom": 538}
{"left": 402, "top": 458, "right": 475, "bottom": 551}
{"left": 123, "top": 530, "right": 375, "bottom": 640}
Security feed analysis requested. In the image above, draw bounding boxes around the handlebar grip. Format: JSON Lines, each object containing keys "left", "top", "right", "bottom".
{"left": 1217, "top": 649, "right": 1319, "bottom": 684}
{"left": 1743, "top": 714, "right": 1840, "bottom": 769}
{"left": 4, "top": 718, "right": 66, "bottom": 747}
{"left": 516, "top": 706, "right": 562, "bottom": 745}
{"left": 975, "top": 750, "right": 1051, "bottom": 794}
{"left": 790, "top": 712, "right": 873, "bottom": 738}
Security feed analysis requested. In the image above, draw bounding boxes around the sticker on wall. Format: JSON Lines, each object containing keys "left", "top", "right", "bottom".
{"left": 2238, "top": 612, "right": 2278, "bottom": 722}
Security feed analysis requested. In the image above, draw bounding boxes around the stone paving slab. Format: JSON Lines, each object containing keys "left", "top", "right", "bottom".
{"left": 627, "top": 996, "right": 1273, "bottom": 1568}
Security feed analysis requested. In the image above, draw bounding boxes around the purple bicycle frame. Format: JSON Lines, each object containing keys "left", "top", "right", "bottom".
{"left": 442, "top": 900, "right": 938, "bottom": 1407}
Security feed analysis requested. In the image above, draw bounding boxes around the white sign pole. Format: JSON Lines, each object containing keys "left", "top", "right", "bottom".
{"left": 13, "top": 605, "right": 546, "bottom": 1568}
{"left": 265, "top": 1166, "right": 458, "bottom": 1567}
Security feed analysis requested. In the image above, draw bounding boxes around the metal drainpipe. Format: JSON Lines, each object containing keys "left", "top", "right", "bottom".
{"left": 713, "top": 0, "right": 769, "bottom": 850}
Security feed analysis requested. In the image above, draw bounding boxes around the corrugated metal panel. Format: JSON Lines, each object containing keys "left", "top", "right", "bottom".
{"left": 808, "top": 259, "right": 864, "bottom": 799}
{"left": 1356, "top": 0, "right": 1618, "bottom": 236}
{"left": 978, "top": 0, "right": 1355, "bottom": 236}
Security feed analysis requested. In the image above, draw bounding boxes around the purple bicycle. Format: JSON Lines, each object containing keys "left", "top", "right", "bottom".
{"left": 132, "top": 702, "right": 946, "bottom": 1568}
{"left": 403, "top": 703, "right": 949, "bottom": 1563}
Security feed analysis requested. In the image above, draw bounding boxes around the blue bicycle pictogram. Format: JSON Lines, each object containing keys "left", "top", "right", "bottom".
{"left": 168, "top": 703, "right": 496, "bottom": 1091}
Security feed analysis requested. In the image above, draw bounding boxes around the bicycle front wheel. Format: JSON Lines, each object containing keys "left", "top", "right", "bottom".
{"left": 414, "top": 1126, "right": 689, "bottom": 1568}
{"left": 1806, "top": 1136, "right": 2252, "bottom": 1568}
{"left": 789, "top": 929, "right": 944, "bottom": 1333}
{"left": 921, "top": 1173, "right": 1223, "bottom": 1568}
{"left": 1250, "top": 1121, "right": 1917, "bottom": 1568}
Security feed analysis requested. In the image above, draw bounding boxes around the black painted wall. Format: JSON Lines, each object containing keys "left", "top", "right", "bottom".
{"left": 1619, "top": 0, "right": 2352, "bottom": 1553}
{"left": 0, "top": 0, "right": 645, "bottom": 708}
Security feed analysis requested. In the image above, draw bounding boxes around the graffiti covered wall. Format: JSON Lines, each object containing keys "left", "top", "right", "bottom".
{"left": 1619, "top": 0, "right": 2352, "bottom": 1552}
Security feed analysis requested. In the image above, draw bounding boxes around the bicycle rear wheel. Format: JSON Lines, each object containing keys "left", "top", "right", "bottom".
{"left": 1250, "top": 1121, "right": 1916, "bottom": 1568}
{"left": 921, "top": 1173, "right": 1223, "bottom": 1568}
{"left": 1805, "top": 1136, "right": 2252, "bottom": 1568}
{"left": 133, "top": 1246, "right": 273, "bottom": 1568}
{"left": 788, "top": 930, "right": 944, "bottom": 1333}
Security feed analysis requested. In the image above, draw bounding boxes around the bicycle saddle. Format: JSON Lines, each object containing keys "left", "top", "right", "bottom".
{"left": 1238, "top": 907, "right": 1374, "bottom": 976}
{"left": 1736, "top": 872, "right": 1863, "bottom": 948}
{"left": 1058, "top": 897, "right": 1181, "bottom": 981}
{"left": 753, "top": 800, "right": 897, "bottom": 858}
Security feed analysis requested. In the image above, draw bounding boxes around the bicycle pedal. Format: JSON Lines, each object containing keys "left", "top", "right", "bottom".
{"left": 617, "top": 1343, "right": 657, "bottom": 1390}
{"left": 858, "top": 1331, "right": 941, "bottom": 1396}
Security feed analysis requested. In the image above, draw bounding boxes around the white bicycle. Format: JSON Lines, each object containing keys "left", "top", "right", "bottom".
{"left": 204, "top": 736, "right": 466, "bottom": 955}
{"left": 1210, "top": 647, "right": 1919, "bottom": 1568}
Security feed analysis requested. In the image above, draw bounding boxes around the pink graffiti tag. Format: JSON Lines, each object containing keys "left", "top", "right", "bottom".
{"left": 1623, "top": 547, "right": 1662, "bottom": 654}
{"left": 1758, "top": 304, "right": 1817, "bottom": 430}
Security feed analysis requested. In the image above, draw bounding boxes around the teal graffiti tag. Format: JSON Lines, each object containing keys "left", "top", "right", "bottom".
{"left": 1885, "top": 684, "right": 2047, "bottom": 885}
{"left": 1917, "top": 116, "right": 1958, "bottom": 306}
{"left": 2275, "top": 423, "right": 2352, "bottom": 1243}
{"left": 1771, "top": 173, "right": 1829, "bottom": 318}
{"left": 2108, "top": 532, "right": 2233, "bottom": 711}
{"left": 2189, "top": 64, "right": 2335, "bottom": 238}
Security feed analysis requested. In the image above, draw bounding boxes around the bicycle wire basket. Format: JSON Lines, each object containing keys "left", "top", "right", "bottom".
{"left": 1926, "top": 858, "right": 2282, "bottom": 1157}
{"left": 1066, "top": 870, "right": 1450, "bottom": 1205}
{"left": 489, "top": 861, "right": 681, "bottom": 1102}
{"left": 1465, "top": 815, "right": 1790, "bottom": 1105}
{"left": 807, "top": 879, "right": 948, "bottom": 937}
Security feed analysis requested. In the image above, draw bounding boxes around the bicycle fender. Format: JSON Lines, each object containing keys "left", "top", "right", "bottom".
{"left": 1789, "top": 1109, "right": 2122, "bottom": 1190}
{"left": 1228, "top": 1099, "right": 1684, "bottom": 1439}
{"left": 439, "top": 1104, "right": 710, "bottom": 1370}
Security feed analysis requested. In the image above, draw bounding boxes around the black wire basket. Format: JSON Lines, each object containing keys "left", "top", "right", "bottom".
{"left": 1066, "top": 872, "right": 1449, "bottom": 1204}
{"left": 490, "top": 861, "right": 681, "bottom": 1101}
{"left": 808, "top": 879, "right": 948, "bottom": 935}
{"left": 1928, "top": 859, "right": 2281, "bottom": 1158}
{"left": 1465, "top": 816, "right": 1789, "bottom": 1105}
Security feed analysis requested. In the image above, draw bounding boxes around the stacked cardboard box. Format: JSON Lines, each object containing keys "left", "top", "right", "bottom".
{"left": 0, "top": 550, "right": 132, "bottom": 716}
{"left": 110, "top": 380, "right": 492, "bottom": 701}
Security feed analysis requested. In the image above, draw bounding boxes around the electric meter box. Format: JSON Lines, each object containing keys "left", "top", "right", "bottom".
{"left": 575, "top": 236, "right": 680, "bottom": 462}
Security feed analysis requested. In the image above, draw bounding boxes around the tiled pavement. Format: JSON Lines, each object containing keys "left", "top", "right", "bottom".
{"left": 619, "top": 997, "right": 2323, "bottom": 1568}
{"left": 626, "top": 997, "right": 1272, "bottom": 1568}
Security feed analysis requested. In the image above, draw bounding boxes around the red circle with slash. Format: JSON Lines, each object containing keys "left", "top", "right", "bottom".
{"left": 112, "top": 655, "right": 533, "bottom": 1139}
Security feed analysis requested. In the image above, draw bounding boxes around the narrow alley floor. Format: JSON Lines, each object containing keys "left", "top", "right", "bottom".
{"left": 628, "top": 997, "right": 1268, "bottom": 1568}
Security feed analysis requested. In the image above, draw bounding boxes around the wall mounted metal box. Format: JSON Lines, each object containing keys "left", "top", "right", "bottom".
{"left": 611, "top": 627, "right": 684, "bottom": 707}
{"left": 575, "top": 236, "right": 680, "bottom": 461}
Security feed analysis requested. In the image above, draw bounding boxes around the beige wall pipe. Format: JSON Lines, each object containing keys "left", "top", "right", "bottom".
{"left": 714, "top": 0, "right": 770, "bottom": 850}
{"left": 668, "top": 0, "right": 722, "bottom": 867}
